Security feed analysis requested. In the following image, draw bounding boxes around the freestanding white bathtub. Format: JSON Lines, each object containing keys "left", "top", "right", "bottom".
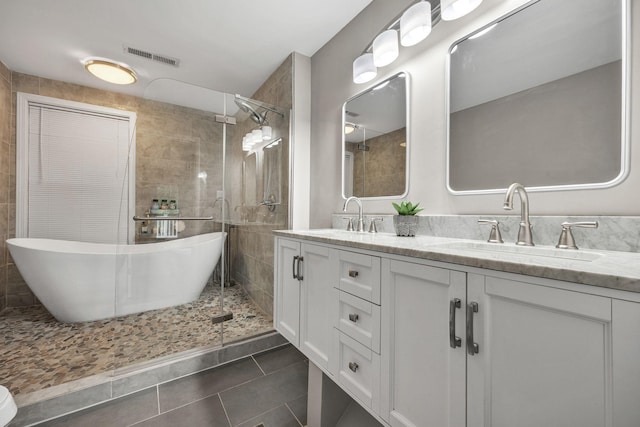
{"left": 6, "top": 232, "right": 225, "bottom": 323}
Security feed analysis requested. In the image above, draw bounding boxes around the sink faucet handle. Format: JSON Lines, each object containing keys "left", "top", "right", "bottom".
{"left": 478, "top": 219, "right": 504, "bottom": 244}
{"left": 342, "top": 217, "right": 354, "bottom": 232}
{"left": 368, "top": 217, "right": 383, "bottom": 233}
{"left": 556, "top": 221, "right": 599, "bottom": 250}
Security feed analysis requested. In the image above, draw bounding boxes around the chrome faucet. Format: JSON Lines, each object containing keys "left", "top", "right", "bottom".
{"left": 503, "top": 183, "right": 534, "bottom": 246}
{"left": 343, "top": 196, "right": 365, "bottom": 232}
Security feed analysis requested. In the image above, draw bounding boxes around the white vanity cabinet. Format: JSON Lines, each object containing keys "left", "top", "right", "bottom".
{"left": 274, "top": 234, "right": 640, "bottom": 427}
{"left": 330, "top": 250, "right": 382, "bottom": 412}
{"left": 274, "top": 238, "right": 336, "bottom": 370}
{"left": 380, "top": 258, "right": 467, "bottom": 427}
{"left": 466, "top": 274, "right": 615, "bottom": 427}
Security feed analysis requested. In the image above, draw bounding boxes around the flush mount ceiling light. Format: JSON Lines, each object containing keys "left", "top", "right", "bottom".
{"left": 353, "top": 0, "right": 484, "bottom": 84}
{"left": 400, "top": 1, "right": 432, "bottom": 47}
{"left": 441, "top": 0, "right": 483, "bottom": 21}
{"left": 344, "top": 123, "right": 359, "bottom": 134}
{"left": 84, "top": 58, "right": 137, "bottom": 85}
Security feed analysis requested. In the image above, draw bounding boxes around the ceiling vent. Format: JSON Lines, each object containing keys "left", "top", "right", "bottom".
{"left": 124, "top": 45, "right": 180, "bottom": 67}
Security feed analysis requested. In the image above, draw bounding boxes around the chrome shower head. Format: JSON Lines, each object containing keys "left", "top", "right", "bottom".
{"left": 234, "top": 98, "right": 267, "bottom": 124}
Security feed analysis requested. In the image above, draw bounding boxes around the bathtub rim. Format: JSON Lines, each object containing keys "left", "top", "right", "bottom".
{"left": 6, "top": 231, "right": 225, "bottom": 255}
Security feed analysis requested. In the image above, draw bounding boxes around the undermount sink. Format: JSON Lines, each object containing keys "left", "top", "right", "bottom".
{"left": 434, "top": 241, "right": 602, "bottom": 262}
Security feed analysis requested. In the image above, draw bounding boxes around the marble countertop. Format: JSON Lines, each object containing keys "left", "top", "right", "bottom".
{"left": 274, "top": 229, "right": 640, "bottom": 294}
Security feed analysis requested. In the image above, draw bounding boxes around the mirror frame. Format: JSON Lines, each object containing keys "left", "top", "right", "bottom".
{"left": 342, "top": 71, "right": 411, "bottom": 201}
{"left": 445, "top": 0, "right": 631, "bottom": 195}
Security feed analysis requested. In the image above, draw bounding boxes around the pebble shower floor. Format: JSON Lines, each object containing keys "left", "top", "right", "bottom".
{"left": 0, "top": 284, "right": 272, "bottom": 396}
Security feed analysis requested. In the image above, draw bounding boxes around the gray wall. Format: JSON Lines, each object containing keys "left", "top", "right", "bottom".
{"left": 310, "top": 0, "right": 640, "bottom": 228}
{"left": 449, "top": 61, "right": 621, "bottom": 191}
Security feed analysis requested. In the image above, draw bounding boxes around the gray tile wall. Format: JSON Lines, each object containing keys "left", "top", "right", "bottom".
{"left": 349, "top": 127, "right": 406, "bottom": 198}
{"left": 227, "top": 55, "right": 293, "bottom": 315}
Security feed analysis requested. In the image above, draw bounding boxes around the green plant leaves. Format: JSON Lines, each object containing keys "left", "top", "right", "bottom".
{"left": 392, "top": 201, "right": 423, "bottom": 215}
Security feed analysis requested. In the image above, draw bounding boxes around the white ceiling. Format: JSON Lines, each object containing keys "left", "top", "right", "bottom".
{"left": 0, "top": 0, "right": 373, "bottom": 109}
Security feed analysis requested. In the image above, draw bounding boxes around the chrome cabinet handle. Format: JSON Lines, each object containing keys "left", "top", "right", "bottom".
{"left": 348, "top": 313, "right": 359, "bottom": 323}
{"left": 292, "top": 255, "right": 298, "bottom": 279}
{"left": 449, "top": 298, "right": 462, "bottom": 349}
{"left": 348, "top": 362, "right": 359, "bottom": 373}
{"left": 466, "top": 302, "right": 479, "bottom": 355}
{"left": 296, "top": 256, "right": 304, "bottom": 281}
{"left": 348, "top": 270, "right": 359, "bottom": 278}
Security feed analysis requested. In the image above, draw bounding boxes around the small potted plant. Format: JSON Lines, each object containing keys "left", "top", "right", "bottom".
{"left": 392, "top": 201, "right": 423, "bottom": 236}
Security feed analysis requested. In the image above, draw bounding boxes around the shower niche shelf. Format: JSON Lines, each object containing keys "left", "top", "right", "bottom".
{"left": 150, "top": 209, "right": 180, "bottom": 216}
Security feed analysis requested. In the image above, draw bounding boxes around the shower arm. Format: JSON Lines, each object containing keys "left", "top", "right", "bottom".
{"left": 132, "top": 215, "right": 214, "bottom": 221}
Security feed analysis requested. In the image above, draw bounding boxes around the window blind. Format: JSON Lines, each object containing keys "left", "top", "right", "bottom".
{"left": 27, "top": 105, "right": 131, "bottom": 243}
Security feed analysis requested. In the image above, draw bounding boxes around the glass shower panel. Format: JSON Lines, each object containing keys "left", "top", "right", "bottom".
{"left": 112, "top": 81, "right": 228, "bottom": 371}
{"left": 224, "top": 95, "right": 290, "bottom": 344}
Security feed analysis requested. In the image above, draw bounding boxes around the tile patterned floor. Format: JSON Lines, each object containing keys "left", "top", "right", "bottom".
{"left": 0, "top": 284, "right": 273, "bottom": 396}
{"left": 35, "top": 345, "right": 308, "bottom": 427}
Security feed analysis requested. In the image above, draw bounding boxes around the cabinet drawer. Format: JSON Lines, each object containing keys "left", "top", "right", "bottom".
{"left": 338, "top": 250, "right": 381, "bottom": 304}
{"left": 333, "top": 289, "right": 381, "bottom": 353}
{"left": 330, "top": 330, "right": 380, "bottom": 412}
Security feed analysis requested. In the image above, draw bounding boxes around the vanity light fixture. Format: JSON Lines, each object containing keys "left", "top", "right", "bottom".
{"left": 353, "top": 53, "right": 377, "bottom": 84}
{"left": 83, "top": 58, "right": 137, "bottom": 85}
{"left": 353, "top": 0, "right": 484, "bottom": 84}
{"left": 400, "top": 1, "right": 432, "bottom": 47}
{"left": 373, "top": 29, "right": 399, "bottom": 67}
{"left": 441, "top": 0, "right": 483, "bottom": 21}
{"left": 261, "top": 125, "right": 272, "bottom": 140}
{"left": 242, "top": 125, "right": 274, "bottom": 151}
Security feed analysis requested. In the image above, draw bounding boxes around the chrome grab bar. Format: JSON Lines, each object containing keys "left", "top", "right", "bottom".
{"left": 132, "top": 216, "right": 214, "bottom": 221}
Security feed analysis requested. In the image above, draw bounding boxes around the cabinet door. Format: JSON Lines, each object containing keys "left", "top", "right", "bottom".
{"left": 467, "top": 274, "right": 613, "bottom": 427}
{"left": 612, "top": 299, "right": 640, "bottom": 427}
{"left": 381, "top": 259, "right": 467, "bottom": 427}
{"left": 299, "top": 243, "right": 336, "bottom": 370}
{"left": 274, "top": 238, "right": 301, "bottom": 346}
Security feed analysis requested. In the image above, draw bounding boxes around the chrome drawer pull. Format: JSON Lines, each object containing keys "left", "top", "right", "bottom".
{"left": 348, "top": 362, "right": 359, "bottom": 373}
{"left": 292, "top": 255, "right": 299, "bottom": 280}
{"left": 466, "top": 302, "right": 480, "bottom": 355}
{"left": 449, "top": 298, "right": 462, "bottom": 349}
{"left": 348, "top": 313, "right": 359, "bottom": 323}
{"left": 348, "top": 270, "right": 359, "bottom": 278}
{"left": 296, "top": 256, "right": 304, "bottom": 281}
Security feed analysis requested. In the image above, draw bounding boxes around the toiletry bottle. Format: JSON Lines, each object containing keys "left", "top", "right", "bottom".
{"left": 141, "top": 220, "right": 148, "bottom": 234}
{"left": 151, "top": 199, "right": 159, "bottom": 210}
{"left": 161, "top": 199, "right": 168, "bottom": 210}
{"left": 169, "top": 199, "right": 177, "bottom": 210}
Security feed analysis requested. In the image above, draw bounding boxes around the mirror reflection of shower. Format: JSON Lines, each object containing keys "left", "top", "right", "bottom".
{"left": 235, "top": 94, "right": 284, "bottom": 152}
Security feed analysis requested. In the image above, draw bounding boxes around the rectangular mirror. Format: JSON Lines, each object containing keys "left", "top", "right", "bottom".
{"left": 447, "top": 0, "right": 629, "bottom": 194}
{"left": 342, "top": 72, "right": 409, "bottom": 200}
